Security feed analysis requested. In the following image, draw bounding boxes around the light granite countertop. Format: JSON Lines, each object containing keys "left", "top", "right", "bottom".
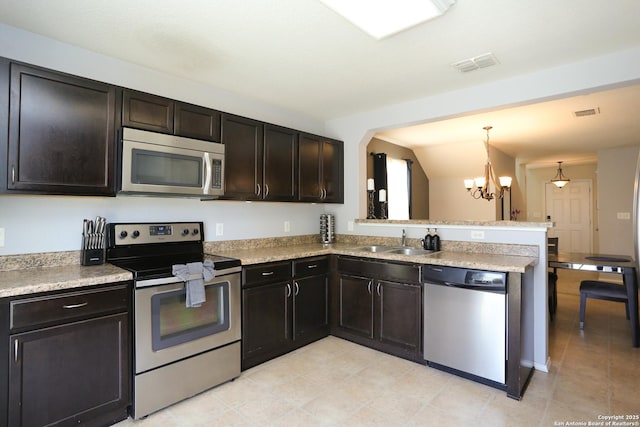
{"left": 0, "top": 263, "right": 133, "bottom": 298}
{"left": 207, "top": 243, "right": 537, "bottom": 273}
{"left": 0, "top": 238, "right": 536, "bottom": 298}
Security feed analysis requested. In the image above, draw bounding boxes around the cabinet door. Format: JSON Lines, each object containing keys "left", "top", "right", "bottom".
{"left": 321, "top": 139, "right": 344, "bottom": 203}
{"left": 175, "top": 102, "right": 221, "bottom": 142}
{"left": 376, "top": 280, "right": 422, "bottom": 353}
{"left": 242, "top": 282, "right": 290, "bottom": 363}
{"left": 8, "top": 313, "right": 129, "bottom": 427}
{"left": 122, "top": 89, "right": 174, "bottom": 134}
{"left": 7, "top": 63, "right": 116, "bottom": 195}
{"left": 338, "top": 274, "right": 374, "bottom": 339}
{"left": 221, "top": 114, "right": 263, "bottom": 199}
{"left": 263, "top": 124, "right": 297, "bottom": 201}
{"left": 293, "top": 275, "right": 328, "bottom": 341}
{"left": 298, "top": 133, "right": 322, "bottom": 201}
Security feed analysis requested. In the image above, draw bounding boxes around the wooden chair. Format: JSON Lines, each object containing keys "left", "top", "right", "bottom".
{"left": 579, "top": 280, "right": 630, "bottom": 329}
{"left": 548, "top": 237, "right": 558, "bottom": 320}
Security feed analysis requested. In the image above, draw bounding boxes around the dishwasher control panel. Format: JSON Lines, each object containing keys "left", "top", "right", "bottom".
{"left": 422, "top": 265, "right": 506, "bottom": 290}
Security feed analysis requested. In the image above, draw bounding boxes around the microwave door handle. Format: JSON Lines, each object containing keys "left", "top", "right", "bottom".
{"left": 203, "top": 152, "right": 212, "bottom": 194}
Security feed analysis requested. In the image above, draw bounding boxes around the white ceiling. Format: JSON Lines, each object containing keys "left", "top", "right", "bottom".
{"left": 1, "top": 0, "right": 639, "bottom": 165}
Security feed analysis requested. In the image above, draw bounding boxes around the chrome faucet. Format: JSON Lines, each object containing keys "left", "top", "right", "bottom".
{"left": 401, "top": 229, "right": 407, "bottom": 246}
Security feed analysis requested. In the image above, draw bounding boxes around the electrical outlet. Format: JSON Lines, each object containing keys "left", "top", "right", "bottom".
{"left": 284, "top": 221, "right": 290, "bottom": 232}
{"left": 215, "top": 223, "right": 224, "bottom": 236}
{"left": 0, "top": 228, "right": 4, "bottom": 247}
{"left": 471, "top": 230, "right": 485, "bottom": 239}
{"left": 617, "top": 212, "right": 631, "bottom": 220}
{"left": 348, "top": 221, "right": 354, "bottom": 231}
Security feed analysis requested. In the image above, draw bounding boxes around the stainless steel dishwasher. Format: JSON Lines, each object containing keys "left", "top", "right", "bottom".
{"left": 423, "top": 265, "right": 507, "bottom": 386}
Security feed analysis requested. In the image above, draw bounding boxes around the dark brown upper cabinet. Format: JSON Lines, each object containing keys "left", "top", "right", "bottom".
{"left": 298, "top": 133, "right": 344, "bottom": 203}
{"left": 222, "top": 118, "right": 297, "bottom": 201}
{"left": 221, "top": 113, "right": 264, "bottom": 200}
{"left": 122, "top": 89, "right": 221, "bottom": 142}
{"left": 175, "top": 102, "right": 221, "bottom": 142}
{"left": 263, "top": 124, "right": 297, "bottom": 201}
{"left": 4, "top": 62, "right": 116, "bottom": 195}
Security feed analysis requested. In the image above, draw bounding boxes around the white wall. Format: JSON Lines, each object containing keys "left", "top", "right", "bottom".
{"left": 597, "top": 145, "right": 640, "bottom": 257}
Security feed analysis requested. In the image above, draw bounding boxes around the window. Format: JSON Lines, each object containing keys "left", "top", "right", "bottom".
{"left": 387, "top": 157, "right": 410, "bottom": 220}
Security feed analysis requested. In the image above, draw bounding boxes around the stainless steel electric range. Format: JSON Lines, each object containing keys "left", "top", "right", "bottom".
{"left": 106, "top": 222, "right": 241, "bottom": 419}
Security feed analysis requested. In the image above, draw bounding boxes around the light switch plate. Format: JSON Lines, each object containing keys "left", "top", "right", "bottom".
{"left": 215, "top": 223, "right": 224, "bottom": 236}
{"left": 617, "top": 212, "right": 631, "bottom": 220}
{"left": 284, "top": 221, "right": 290, "bottom": 232}
{"left": 0, "top": 228, "right": 4, "bottom": 247}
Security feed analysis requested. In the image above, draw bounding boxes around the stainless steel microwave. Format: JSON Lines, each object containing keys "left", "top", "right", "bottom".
{"left": 119, "top": 128, "right": 224, "bottom": 197}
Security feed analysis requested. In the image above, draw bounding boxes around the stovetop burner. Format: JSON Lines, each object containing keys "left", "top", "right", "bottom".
{"left": 106, "top": 221, "right": 240, "bottom": 280}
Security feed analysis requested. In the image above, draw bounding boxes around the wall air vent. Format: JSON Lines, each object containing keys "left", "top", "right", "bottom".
{"left": 451, "top": 52, "right": 499, "bottom": 73}
{"left": 574, "top": 108, "right": 600, "bottom": 117}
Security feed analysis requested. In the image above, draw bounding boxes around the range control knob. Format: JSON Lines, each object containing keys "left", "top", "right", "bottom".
{"left": 192, "top": 228, "right": 199, "bottom": 235}
{"left": 132, "top": 230, "right": 140, "bottom": 238}
{"left": 181, "top": 229, "right": 190, "bottom": 236}
{"left": 119, "top": 230, "right": 128, "bottom": 239}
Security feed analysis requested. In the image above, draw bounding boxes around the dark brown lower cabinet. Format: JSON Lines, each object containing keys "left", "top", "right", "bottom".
{"left": 9, "top": 314, "right": 129, "bottom": 427}
{"left": 334, "top": 257, "right": 423, "bottom": 362}
{"left": 242, "top": 258, "right": 329, "bottom": 370}
{"left": 242, "top": 281, "right": 290, "bottom": 369}
{"left": 5, "top": 284, "right": 130, "bottom": 427}
{"left": 293, "top": 274, "right": 329, "bottom": 342}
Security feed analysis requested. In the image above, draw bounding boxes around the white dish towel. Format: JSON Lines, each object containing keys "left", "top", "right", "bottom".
{"left": 172, "top": 260, "right": 216, "bottom": 308}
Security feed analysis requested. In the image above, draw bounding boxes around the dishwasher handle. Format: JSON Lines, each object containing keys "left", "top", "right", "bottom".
{"left": 443, "top": 281, "right": 506, "bottom": 292}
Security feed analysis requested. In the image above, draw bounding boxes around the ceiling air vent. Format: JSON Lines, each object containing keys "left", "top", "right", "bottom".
{"left": 574, "top": 108, "right": 600, "bottom": 117}
{"left": 451, "top": 52, "right": 499, "bottom": 73}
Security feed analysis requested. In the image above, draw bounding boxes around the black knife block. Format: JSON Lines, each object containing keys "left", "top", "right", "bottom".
{"left": 81, "top": 235, "right": 105, "bottom": 266}
{"left": 81, "top": 248, "right": 104, "bottom": 266}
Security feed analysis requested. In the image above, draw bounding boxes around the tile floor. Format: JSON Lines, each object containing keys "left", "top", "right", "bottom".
{"left": 116, "top": 270, "right": 640, "bottom": 426}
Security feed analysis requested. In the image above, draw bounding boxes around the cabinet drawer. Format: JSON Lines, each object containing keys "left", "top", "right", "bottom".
{"left": 338, "top": 257, "right": 421, "bottom": 284}
{"left": 10, "top": 284, "right": 129, "bottom": 331}
{"left": 293, "top": 257, "right": 328, "bottom": 278}
{"left": 243, "top": 261, "right": 291, "bottom": 286}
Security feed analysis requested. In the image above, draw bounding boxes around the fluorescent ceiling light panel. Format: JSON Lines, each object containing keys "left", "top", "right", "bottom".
{"left": 320, "top": 0, "right": 456, "bottom": 39}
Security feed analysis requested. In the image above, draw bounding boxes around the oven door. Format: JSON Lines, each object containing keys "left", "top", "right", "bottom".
{"left": 134, "top": 273, "right": 240, "bottom": 373}
{"left": 120, "top": 138, "right": 224, "bottom": 196}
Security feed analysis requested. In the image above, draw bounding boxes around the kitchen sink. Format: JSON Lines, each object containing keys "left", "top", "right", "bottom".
{"left": 352, "top": 245, "right": 398, "bottom": 252}
{"left": 386, "top": 247, "right": 435, "bottom": 256}
{"left": 350, "top": 246, "right": 435, "bottom": 256}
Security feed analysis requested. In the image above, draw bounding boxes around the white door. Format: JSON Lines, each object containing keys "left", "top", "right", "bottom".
{"left": 545, "top": 180, "right": 592, "bottom": 253}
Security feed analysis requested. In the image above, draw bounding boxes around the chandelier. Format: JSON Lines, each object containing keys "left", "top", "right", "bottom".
{"left": 464, "top": 126, "right": 512, "bottom": 201}
{"left": 550, "top": 161, "right": 570, "bottom": 188}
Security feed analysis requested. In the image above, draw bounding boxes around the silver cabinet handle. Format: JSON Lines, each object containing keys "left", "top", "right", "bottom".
{"left": 376, "top": 283, "right": 381, "bottom": 296}
{"left": 264, "top": 183, "right": 269, "bottom": 197}
{"left": 11, "top": 165, "right": 16, "bottom": 185}
{"left": 286, "top": 283, "right": 292, "bottom": 297}
{"left": 14, "top": 339, "right": 18, "bottom": 361}
{"left": 307, "top": 264, "right": 318, "bottom": 269}
{"left": 294, "top": 281, "right": 299, "bottom": 296}
{"left": 261, "top": 271, "right": 274, "bottom": 276}
{"left": 256, "top": 183, "right": 261, "bottom": 196}
{"left": 322, "top": 188, "right": 327, "bottom": 199}
{"left": 62, "top": 302, "right": 88, "bottom": 309}
{"left": 367, "top": 280, "right": 372, "bottom": 294}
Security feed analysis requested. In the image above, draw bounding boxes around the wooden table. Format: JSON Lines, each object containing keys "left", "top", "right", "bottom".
{"left": 548, "top": 252, "right": 639, "bottom": 347}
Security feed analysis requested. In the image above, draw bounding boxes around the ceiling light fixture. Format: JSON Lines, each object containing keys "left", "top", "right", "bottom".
{"left": 464, "top": 126, "right": 512, "bottom": 201}
{"left": 319, "top": 0, "right": 456, "bottom": 40}
{"left": 550, "top": 161, "right": 570, "bottom": 188}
